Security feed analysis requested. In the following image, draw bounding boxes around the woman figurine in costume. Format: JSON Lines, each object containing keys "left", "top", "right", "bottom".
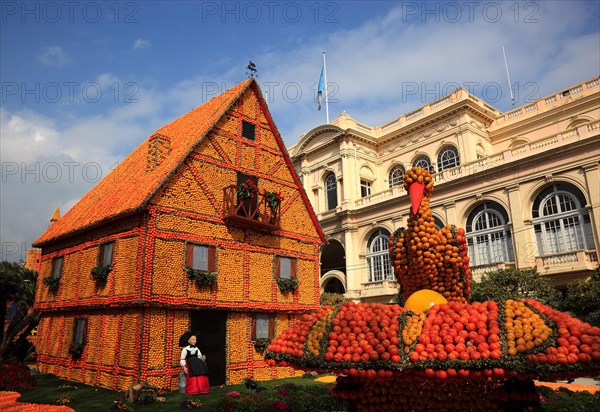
{"left": 179, "top": 331, "right": 210, "bottom": 395}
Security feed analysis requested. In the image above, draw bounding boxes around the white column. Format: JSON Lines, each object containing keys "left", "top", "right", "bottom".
{"left": 506, "top": 184, "right": 536, "bottom": 269}
{"left": 343, "top": 228, "right": 361, "bottom": 301}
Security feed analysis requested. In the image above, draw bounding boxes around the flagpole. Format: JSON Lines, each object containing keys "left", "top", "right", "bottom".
{"left": 502, "top": 46, "right": 515, "bottom": 107}
{"left": 323, "top": 51, "right": 330, "bottom": 123}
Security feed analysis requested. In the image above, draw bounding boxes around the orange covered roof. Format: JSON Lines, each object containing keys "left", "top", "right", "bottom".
{"left": 34, "top": 79, "right": 253, "bottom": 246}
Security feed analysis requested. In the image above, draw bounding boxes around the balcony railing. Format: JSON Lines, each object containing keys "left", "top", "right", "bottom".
{"left": 536, "top": 250, "right": 598, "bottom": 270}
{"left": 470, "top": 262, "right": 516, "bottom": 281}
{"left": 360, "top": 278, "right": 398, "bottom": 299}
{"left": 222, "top": 185, "right": 281, "bottom": 231}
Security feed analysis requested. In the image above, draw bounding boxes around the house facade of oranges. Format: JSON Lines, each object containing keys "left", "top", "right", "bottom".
{"left": 31, "top": 79, "right": 326, "bottom": 390}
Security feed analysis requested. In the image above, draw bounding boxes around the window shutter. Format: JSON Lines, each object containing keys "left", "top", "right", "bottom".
{"left": 251, "top": 316, "right": 257, "bottom": 340}
{"left": 208, "top": 246, "right": 216, "bottom": 272}
{"left": 185, "top": 243, "right": 194, "bottom": 268}
{"left": 268, "top": 316, "right": 275, "bottom": 339}
{"left": 275, "top": 256, "right": 281, "bottom": 279}
{"left": 291, "top": 259, "right": 297, "bottom": 280}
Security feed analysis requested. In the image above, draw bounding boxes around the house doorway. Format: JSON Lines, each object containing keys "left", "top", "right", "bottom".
{"left": 190, "top": 310, "right": 227, "bottom": 386}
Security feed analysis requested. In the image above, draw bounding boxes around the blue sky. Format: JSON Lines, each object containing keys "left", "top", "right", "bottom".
{"left": 1, "top": 0, "right": 599, "bottom": 261}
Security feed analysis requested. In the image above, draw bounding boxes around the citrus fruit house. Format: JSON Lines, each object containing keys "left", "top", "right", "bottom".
{"left": 31, "top": 78, "right": 327, "bottom": 391}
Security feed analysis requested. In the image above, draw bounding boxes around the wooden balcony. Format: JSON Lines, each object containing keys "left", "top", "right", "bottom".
{"left": 222, "top": 185, "right": 281, "bottom": 231}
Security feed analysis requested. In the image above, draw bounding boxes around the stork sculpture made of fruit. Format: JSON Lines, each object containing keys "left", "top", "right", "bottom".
{"left": 265, "top": 167, "right": 600, "bottom": 411}
{"left": 391, "top": 167, "right": 471, "bottom": 306}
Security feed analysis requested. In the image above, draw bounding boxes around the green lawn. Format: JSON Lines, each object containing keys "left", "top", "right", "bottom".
{"left": 17, "top": 374, "right": 345, "bottom": 411}
{"left": 16, "top": 373, "right": 600, "bottom": 411}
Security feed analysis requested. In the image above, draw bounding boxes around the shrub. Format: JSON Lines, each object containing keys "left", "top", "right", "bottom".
{"left": 320, "top": 292, "right": 349, "bottom": 306}
{"left": 561, "top": 264, "right": 600, "bottom": 326}
{"left": 470, "top": 268, "right": 560, "bottom": 306}
{"left": 0, "top": 357, "right": 36, "bottom": 391}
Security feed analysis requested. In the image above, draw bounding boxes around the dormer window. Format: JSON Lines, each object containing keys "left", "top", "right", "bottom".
{"left": 242, "top": 121, "right": 256, "bottom": 141}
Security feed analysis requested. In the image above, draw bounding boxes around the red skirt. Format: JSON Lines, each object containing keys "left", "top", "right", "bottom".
{"left": 185, "top": 375, "right": 210, "bottom": 395}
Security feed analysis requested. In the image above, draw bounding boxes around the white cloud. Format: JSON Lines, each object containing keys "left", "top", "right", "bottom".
{"left": 133, "top": 39, "right": 150, "bottom": 50}
{"left": 247, "top": 2, "right": 599, "bottom": 143}
{"left": 37, "top": 46, "right": 69, "bottom": 68}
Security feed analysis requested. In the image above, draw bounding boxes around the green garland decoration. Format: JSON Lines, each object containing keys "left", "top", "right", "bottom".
{"left": 43, "top": 276, "right": 60, "bottom": 294}
{"left": 91, "top": 265, "right": 112, "bottom": 283}
{"left": 276, "top": 278, "right": 298, "bottom": 293}
{"left": 186, "top": 267, "right": 217, "bottom": 287}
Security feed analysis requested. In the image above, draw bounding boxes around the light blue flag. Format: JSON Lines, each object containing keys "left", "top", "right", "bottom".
{"left": 317, "top": 65, "right": 324, "bottom": 110}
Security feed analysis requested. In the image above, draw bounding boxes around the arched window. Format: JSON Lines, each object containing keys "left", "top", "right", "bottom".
{"left": 437, "top": 146, "right": 460, "bottom": 171}
{"left": 323, "top": 277, "right": 345, "bottom": 294}
{"left": 466, "top": 202, "right": 515, "bottom": 266}
{"left": 433, "top": 216, "right": 445, "bottom": 230}
{"left": 388, "top": 165, "right": 405, "bottom": 188}
{"left": 366, "top": 229, "right": 393, "bottom": 282}
{"left": 532, "top": 184, "right": 595, "bottom": 255}
{"left": 413, "top": 155, "right": 433, "bottom": 173}
{"left": 325, "top": 173, "right": 337, "bottom": 211}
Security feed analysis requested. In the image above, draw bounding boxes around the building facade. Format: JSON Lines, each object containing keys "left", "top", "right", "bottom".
{"left": 32, "top": 79, "right": 326, "bottom": 390}
{"left": 290, "top": 77, "right": 600, "bottom": 303}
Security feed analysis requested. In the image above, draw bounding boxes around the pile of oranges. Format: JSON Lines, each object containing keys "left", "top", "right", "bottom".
{"left": 401, "top": 312, "right": 425, "bottom": 353}
{"left": 525, "top": 299, "right": 600, "bottom": 366}
{"left": 324, "top": 302, "right": 403, "bottom": 364}
{"left": 333, "top": 372, "right": 540, "bottom": 412}
{"left": 267, "top": 307, "right": 332, "bottom": 357}
{"left": 306, "top": 307, "right": 335, "bottom": 356}
{"left": 410, "top": 301, "right": 501, "bottom": 362}
{"left": 505, "top": 299, "right": 553, "bottom": 355}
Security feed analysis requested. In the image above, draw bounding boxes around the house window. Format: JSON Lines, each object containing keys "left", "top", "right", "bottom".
{"left": 532, "top": 184, "right": 595, "bottom": 255}
{"left": 325, "top": 173, "right": 337, "bottom": 211}
{"left": 242, "top": 121, "right": 256, "bottom": 141}
{"left": 360, "top": 180, "right": 372, "bottom": 198}
{"left": 97, "top": 242, "right": 114, "bottom": 267}
{"left": 413, "top": 155, "right": 433, "bottom": 173}
{"left": 51, "top": 256, "right": 64, "bottom": 279}
{"left": 72, "top": 318, "right": 87, "bottom": 345}
{"left": 186, "top": 243, "right": 216, "bottom": 272}
{"left": 388, "top": 165, "right": 405, "bottom": 188}
{"left": 275, "top": 256, "right": 297, "bottom": 279}
{"left": 366, "top": 229, "right": 393, "bottom": 282}
{"left": 437, "top": 146, "right": 460, "bottom": 171}
{"left": 466, "top": 202, "right": 515, "bottom": 266}
{"left": 251, "top": 314, "right": 274, "bottom": 340}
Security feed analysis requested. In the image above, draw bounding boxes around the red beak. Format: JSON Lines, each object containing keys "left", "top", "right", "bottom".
{"left": 409, "top": 182, "right": 425, "bottom": 215}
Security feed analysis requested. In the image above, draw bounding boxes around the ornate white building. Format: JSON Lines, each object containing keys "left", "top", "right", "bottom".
{"left": 289, "top": 77, "right": 600, "bottom": 303}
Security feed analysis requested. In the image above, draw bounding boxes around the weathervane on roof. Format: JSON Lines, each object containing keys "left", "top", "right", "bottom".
{"left": 246, "top": 61, "right": 257, "bottom": 78}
